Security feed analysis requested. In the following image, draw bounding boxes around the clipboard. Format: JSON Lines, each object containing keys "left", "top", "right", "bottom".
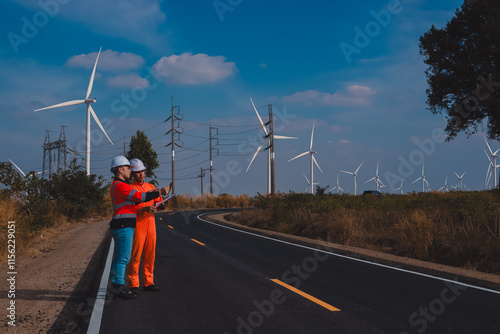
{"left": 155, "top": 194, "right": 175, "bottom": 208}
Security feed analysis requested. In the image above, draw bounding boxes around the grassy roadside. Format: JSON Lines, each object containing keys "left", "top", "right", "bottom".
{"left": 0, "top": 193, "right": 252, "bottom": 262}
{"left": 226, "top": 191, "right": 500, "bottom": 274}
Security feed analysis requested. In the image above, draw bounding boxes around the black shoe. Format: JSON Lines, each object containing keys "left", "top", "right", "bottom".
{"left": 109, "top": 284, "right": 137, "bottom": 299}
{"left": 114, "top": 289, "right": 138, "bottom": 299}
{"left": 130, "top": 287, "right": 140, "bottom": 296}
{"left": 143, "top": 284, "right": 160, "bottom": 292}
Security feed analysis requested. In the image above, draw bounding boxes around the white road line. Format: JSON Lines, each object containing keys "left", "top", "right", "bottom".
{"left": 197, "top": 212, "right": 500, "bottom": 295}
{"left": 87, "top": 238, "right": 114, "bottom": 334}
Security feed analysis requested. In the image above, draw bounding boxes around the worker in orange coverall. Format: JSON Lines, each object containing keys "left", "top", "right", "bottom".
{"left": 127, "top": 158, "right": 170, "bottom": 294}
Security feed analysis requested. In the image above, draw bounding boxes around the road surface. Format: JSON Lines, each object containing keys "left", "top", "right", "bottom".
{"left": 98, "top": 209, "right": 500, "bottom": 333}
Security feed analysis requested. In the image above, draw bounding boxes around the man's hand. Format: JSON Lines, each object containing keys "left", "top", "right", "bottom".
{"left": 157, "top": 203, "right": 166, "bottom": 211}
{"left": 143, "top": 206, "right": 158, "bottom": 214}
{"left": 160, "top": 186, "right": 171, "bottom": 195}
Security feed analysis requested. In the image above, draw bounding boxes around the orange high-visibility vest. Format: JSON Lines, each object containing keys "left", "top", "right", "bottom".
{"left": 109, "top": 178, "right": 159, "bottom": 229}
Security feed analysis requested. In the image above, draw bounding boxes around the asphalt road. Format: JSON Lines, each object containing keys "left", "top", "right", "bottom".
{"left": 99, "top": 209, "right": 500, "bottom": 333}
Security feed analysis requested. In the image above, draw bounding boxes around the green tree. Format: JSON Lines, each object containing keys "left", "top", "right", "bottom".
{"left": 126, "top": 130, "right": 160, "bottom": 179}
{"left": 47, "top": 162, "right": 109, "bottom": 219}
{"left": 315, "top": 185, "right": 329, "bottom": 196}
{"left": 419, "top": 0, "right": 500, "bottom": 140}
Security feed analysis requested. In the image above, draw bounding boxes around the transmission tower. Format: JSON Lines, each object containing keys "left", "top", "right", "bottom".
{"left": 42, "top": 126, "right": 68, "bottom": 179}
{"left": 165, "top": 97, "right": 183, "bottom": 193}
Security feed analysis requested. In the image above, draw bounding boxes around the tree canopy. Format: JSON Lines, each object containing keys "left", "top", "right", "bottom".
{"left": 126, "top": 130, "right": 160, "bottom": 179}
{"left": 419, "top": 0, "right": 500, "bottom": 140}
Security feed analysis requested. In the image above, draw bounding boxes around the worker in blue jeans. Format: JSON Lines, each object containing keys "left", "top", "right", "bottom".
{"left": 108, "top": 156, "right": 169, "bottom": 299}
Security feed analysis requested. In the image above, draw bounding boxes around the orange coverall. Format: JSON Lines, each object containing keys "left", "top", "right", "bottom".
{"left": 127, "top": 180, "right": 162, "bottom": 288}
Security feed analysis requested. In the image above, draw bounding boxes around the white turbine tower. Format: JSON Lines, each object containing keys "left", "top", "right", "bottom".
{"left": 34, "top": 48, "right": 113, "bottom": 176}
{"left": 329, "top": 173, "right": 344, "bottom": 194}
{"left": 303, "top": 173, "right": 319, "bottom": 193}
{"left": 394, "top": 179, "right": 404, "bottom": 194}
{"left": 412, "top": 163, "right": 430, "bottom": 193}
{"left": 454, "top": 171, "right": 466, "bottom": 191}
{"left": 438, "top": 175, "right": 449, "bottom": 192}
{"left": 484, "top": 149, "right": 497, "bottom": 189}
{"left": 246, "top": 98, "right": 297, "bottom": 193}
{"left": 365, "top": 161, "right": 385, "bottom": 192}
{"left": 484, "top": 135, "right": 500, "bottom": 188}
{"left": 288, "top": 121, "right": 322, "bottom": 194}
{"left": 340, "top": 161, "right": 364, "bottom": 195}
{"left": 9, "top": 159, "right": 41, "bottom": 178}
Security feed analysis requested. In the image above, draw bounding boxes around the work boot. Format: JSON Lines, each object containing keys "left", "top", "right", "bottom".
{"left": 109, "top": 283, "right": 137, "bottom": 299}
{"left": 143, "top": 284, "right": 160, "bottom": 292}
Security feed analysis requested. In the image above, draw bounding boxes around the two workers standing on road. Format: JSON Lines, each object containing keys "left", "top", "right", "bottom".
{"left": 108, "top": 156, "right": 170, "bottom": 299}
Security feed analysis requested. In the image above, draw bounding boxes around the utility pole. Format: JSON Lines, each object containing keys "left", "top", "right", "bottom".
{"left": 268, "top": 104, "right": 275, "bottom": 194}
{"left": 165, "top": 97, "right": 181, "bottom": 194}
{"left": 198, "top": 167, "right": 205, "bottom": 195}
{"left": 171, "top": 97, "right": 175, "bottom": 194}
{"left": 209, "top": 126, "right": 217, "bottom": 195}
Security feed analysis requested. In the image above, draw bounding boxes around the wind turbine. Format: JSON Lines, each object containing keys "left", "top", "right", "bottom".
{"left": 365, "top": 161, "right": 385, "bottom": 192}
{"left": 394, "top": 179, "right": 404, "bottom": 194}
{"left": 288, "top": 121, "right": 322, "bottom": 194}
{"left": 329, "top": 173, "right": 344, "bottom": 194}
{"left": 9, "top": 159, "right": 41, "bottom": 178}
{"left": 34, "top": 47, "right": 113, "bottom": 176}
{"left": 438, "top": 175, "right": 449, "bottom": 192}
{"left": 303, "top": 173, "right": 319, "bottom": 193}
{"left": 484, "top": 149, "right": 497, "bottom": 189}
{"left": 246, "top": 98, "right": 297, "bottom": 194}
{"left": 411, "top": 163, "right": 430, "bottom": 193}
{"left": 454, "top": 171, "right": 466, "bottom": 191}
{"left": 340, "top": 161, "right": 364, "bottom": 195}
{"left": 484, "top": 135, "right": 500, "bottom": 188}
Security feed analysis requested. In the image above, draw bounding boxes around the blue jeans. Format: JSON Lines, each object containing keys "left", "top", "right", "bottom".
{"left": 110, "top": 227, "right": 134, "bottom": 285}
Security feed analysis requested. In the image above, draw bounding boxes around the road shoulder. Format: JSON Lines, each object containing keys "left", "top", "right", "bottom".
{"left": 203, "top": 212, "right": 500, "bottom": 292}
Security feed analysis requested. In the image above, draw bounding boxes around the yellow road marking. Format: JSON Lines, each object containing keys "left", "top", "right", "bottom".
{"left": 191, "top": 239, "right": 205, "bottom": 246}
{"left": 270, "top": 279, "right": 340, "bottom": 311}
{"left": 167, "top": 225, "right": 174, "bottom": 229}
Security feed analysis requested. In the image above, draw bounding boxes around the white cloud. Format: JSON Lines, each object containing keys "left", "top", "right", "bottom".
{"left": 107, "top": 74, "right": 150, "bottom": 89}
{"left": 283, "top": 85, "right": 377, "bottom": 107}
{"left": 66, "top": 50, "right": 144, "bottom": 72}
{"left": 339, "top": 139, "right": 352, "bottom": 144}
{"left": 152, "top": 53, "right": 236, "bottom": 85}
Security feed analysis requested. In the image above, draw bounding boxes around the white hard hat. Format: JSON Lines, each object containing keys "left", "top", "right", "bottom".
{"left": 110, "top": 156, "right": 131, "bottom": 172}
{"left": 129, "top": 158, "right": 146, "bottom": 172}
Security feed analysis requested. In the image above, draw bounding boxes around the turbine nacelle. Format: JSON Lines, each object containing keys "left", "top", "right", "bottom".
{"left": 85, "top": 98, "right": 96, "bottom": 104}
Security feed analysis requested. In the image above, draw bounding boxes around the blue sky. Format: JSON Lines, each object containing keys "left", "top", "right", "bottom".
{"left": 0, "top": 0, "right": 494, "bottom": 196}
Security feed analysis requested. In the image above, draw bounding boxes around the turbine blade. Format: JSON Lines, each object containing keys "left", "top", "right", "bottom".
{"left": 250, "top": 98, "right": 268, "bottom": 136}
{"left": 34, "top": 100, "right": 85, "bottom": 111}
{"left": 312, "top": 155, "right": 323, "bottom": 173}
{"left": 454, "top": 171, "right": 459, "bottom": 178}
{"left": 303, "top": 173, "right": 310, "bottom": 184}
{"left": 340, "top": 170, "right": 354, "bottom": 175}
{"left": 484, "top": 135, "right": 493, "bottom": 155}
{"left": 9, "top": 159, "right": 26, "bottom": 177}
{"left": 89, "top": 105, "right": 114, "bottom": 145}
{"left": 310, "top": 121, "right": 315, "bottom": 151}
{"left": 355, "top": 161, "right": 364, "bottom": 174}
{"left": 411, "top": 177, "right": 422, "bottom": 185}
{"left": 287, "top": 151, "right": 309, "bottom": 163}
{"left": 274, "top": 135, "right": 298, "bottom": 140}
{"left": 484, "top": 149, "right": 492, "bottom": 162}
{"left": 86, "top": 47, "right": 102, "bottom": 99}
{"left": 365, "top": 177, "right": 376, "bottom": 184}
{"left": 246, "top": 138, "right": 267, "bottom": 172}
